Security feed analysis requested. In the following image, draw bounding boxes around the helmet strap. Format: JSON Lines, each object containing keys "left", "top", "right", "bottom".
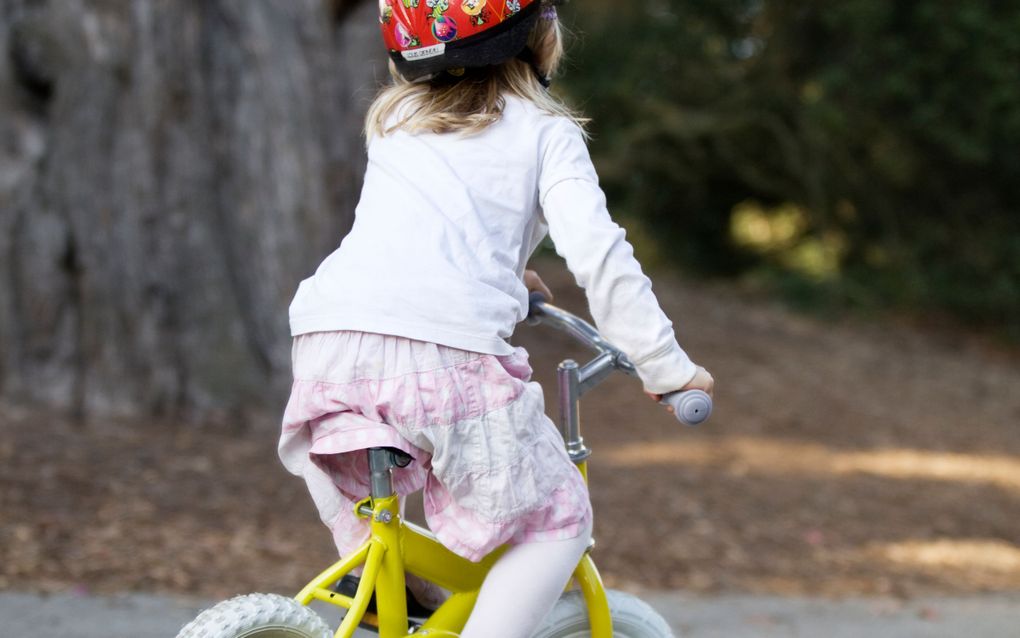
{"left": 516, "top": 47, "right": 552, "bottom": 89}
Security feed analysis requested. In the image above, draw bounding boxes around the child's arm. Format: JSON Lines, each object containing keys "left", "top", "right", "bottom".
{"left": 538, "top": 122, "right": 709, "bottom": 397}
{"left": 542, "top": 179, "right": 699, "bottom": 395}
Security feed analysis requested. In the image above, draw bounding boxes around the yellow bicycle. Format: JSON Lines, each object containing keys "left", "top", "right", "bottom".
{"left": 176, "top": 295, "right": 712, "bottom": 638}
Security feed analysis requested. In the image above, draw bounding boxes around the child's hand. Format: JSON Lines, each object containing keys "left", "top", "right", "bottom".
{"left": 524, "top": 269, "right": 554, "bottom": 301}
{"left": 645, "top": 366, "right": 714, "bottom": 412}
{"left": 681, "top": 366, "right": 714, "bottom": 397}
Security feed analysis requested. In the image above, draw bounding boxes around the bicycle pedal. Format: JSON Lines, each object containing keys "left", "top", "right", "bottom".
{"left": 358, "top": 611, "right": 381, "bottom": 633}
{"left": 335, "top": 574, "right": 435, "bottom": 631}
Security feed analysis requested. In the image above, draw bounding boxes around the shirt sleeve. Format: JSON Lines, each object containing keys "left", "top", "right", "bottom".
{"left": 538, "top": 121, "right": 698, "bottom": 395}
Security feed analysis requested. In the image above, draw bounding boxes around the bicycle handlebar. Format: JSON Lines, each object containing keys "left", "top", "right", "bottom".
{"left": 527, "top": 292, "right": 712, "bottom": 426}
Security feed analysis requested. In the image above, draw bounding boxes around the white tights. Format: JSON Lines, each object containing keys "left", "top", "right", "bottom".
{"left": 460, "top": 519, "right": 593, "bottom": 638}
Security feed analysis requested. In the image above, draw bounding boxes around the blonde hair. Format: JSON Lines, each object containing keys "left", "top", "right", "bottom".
{"left": 365, "top": 13, "right": 587, "bottom": 140}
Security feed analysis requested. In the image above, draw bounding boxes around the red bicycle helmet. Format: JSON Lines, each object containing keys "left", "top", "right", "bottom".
{"left": 380, "top": 0, "right": 544, "bottom": 80}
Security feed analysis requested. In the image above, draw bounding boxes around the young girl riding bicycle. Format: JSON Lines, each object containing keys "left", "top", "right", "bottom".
{"left": 279, "top": 2, "right": 713, "bottom": 637}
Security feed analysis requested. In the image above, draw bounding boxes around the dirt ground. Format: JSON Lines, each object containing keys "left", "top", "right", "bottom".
{"left": 2, "top": 259, "right": 1019, "bottom": 600}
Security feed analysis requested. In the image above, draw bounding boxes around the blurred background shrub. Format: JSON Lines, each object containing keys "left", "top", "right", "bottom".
{"left": 563, "top": 0, "right": 1020, "bottom": 337}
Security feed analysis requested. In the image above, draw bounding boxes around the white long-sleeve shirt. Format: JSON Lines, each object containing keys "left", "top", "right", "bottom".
{"left": 289, "top": 95, "right": 697, "bottom": 394}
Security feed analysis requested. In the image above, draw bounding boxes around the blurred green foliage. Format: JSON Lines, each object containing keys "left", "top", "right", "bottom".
{"left": 562, "top": 1, "right": 1020, "bottom": 336}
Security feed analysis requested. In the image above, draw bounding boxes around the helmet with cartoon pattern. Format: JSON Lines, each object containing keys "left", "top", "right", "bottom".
{"left": 379, "top": 0, "right": 549, "bottom": 80}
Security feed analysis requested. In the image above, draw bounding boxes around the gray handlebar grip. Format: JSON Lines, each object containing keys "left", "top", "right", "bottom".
{"left": 662, "top": 390, "right": 713, "bottom": 426}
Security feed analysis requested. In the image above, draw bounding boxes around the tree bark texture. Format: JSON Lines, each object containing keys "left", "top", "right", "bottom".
{"left": 0, "top": 0, "right": 384, "bottom": 420}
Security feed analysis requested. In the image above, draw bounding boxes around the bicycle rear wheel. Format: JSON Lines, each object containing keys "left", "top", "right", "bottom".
{"left": 532, "top": 590, "right": 674, "bottom": 638}
{"left": 175, "top": 593, "right": 331, "bottom": 638}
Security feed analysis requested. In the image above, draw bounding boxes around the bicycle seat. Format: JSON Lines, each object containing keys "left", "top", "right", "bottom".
{"left": 372, "top": 446, "right": 414, "bottom": 468}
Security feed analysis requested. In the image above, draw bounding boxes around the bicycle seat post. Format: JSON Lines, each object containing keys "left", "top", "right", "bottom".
{"left": 557, "top": 360, "right": 591, "bottom": 463}
{"left": 368, "top": 447, "right": 397, "bottom": 499}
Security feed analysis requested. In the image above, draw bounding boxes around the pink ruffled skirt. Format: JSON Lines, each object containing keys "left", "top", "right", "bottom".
{"left": 279, "top": 330, "right": 592, "bottom": 562}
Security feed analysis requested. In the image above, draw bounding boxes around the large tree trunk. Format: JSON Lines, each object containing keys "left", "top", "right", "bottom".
{"left": 0, "top": 0, "right": 384, "bottom": 420}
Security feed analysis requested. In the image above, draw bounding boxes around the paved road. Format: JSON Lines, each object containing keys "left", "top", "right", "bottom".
{"left": 2, "top": 590, "right": 1019, "bottom": 637}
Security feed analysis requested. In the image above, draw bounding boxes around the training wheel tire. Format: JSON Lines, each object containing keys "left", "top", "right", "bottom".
{"left": 175, "top": 593, "right": 332, "bottom": 638}
{"left": 532, "top": 589, "right": 675, "bottom": 638}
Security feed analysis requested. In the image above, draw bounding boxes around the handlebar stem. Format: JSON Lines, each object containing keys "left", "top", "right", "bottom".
{"left": 557, "top": 360, "right": 591, "bottom": 463}
{"left": 578, "top": 352, "right": 618, "bottom": 395}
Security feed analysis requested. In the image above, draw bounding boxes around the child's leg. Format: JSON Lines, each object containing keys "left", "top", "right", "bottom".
{"left": 460, "top": 518, "right": 593, "bottom": 638}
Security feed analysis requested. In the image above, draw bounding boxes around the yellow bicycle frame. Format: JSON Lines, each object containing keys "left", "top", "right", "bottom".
{"left": 295, "top": 459, "right": 611, "bottom": 637}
